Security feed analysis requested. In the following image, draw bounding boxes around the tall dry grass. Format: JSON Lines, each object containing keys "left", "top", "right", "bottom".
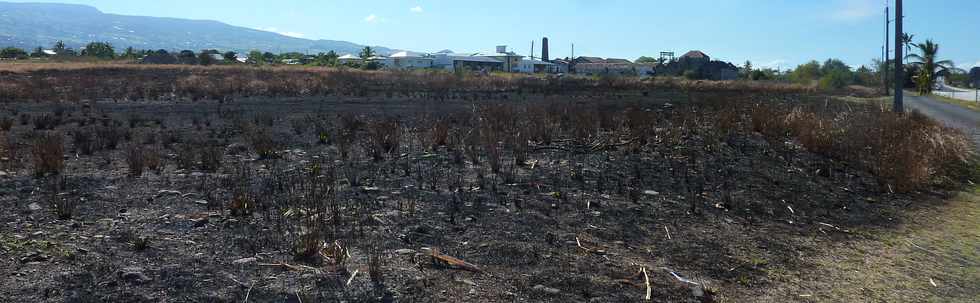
{"left": 0, "top": 63, "right": 816, "bottom": 102}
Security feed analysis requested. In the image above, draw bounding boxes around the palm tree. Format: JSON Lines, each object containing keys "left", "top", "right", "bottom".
{"left": 359, "top": 46, "right": 376, "bottom": 60}
{"left": 906, "top": 39, "right": 956, "bottom": 93}
{"left": 900, "top": 33, "right": 914, "bottom": 64}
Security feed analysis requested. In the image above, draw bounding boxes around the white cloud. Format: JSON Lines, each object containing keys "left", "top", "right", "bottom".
{"left": 364, "top": 14, "right": 378, "bottom": 22}
{"left": 261, "top": 27, "right": 305, "bottom": 38}
{"left": 831, "top": 0, "right": 876, "bottom": 21}
{"left": 972, "top": 61, "right": 980, "bottom": 68}
{"left": 410, "top": 6, "right": 423, "bottom": 13}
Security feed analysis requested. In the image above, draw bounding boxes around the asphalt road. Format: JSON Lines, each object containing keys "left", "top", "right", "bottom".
{"left": 904, "top": 93, "right": 980, "bottom": 147}
{"left": 934, "top": 83, "right": 980, "bottom": 102}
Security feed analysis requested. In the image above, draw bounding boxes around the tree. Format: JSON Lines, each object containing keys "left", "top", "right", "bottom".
{"left": 635, "top": 56, "right": 659, "bottom": 64}
{"left": 740, "top": 60, "right": 753, "bottom": 80}
{"left": 262, "top": 52, "right": 276, "bottom": 64}
{"left": 0, "top": 47, "right": 28, "bottom": 59}
{"left": 900, "top": 33, "right": 915, "bottom": 64}
{"left": 247, "top": 50, "right": 264, "bottom": 64}
{"left": 197, "top": 52, "right": 214, "bottom": 66}
{"left": 122, "top": 47, "right": 137, "bottom": 59}
{"left": 53, "top": 41, "right": 66, "bottom": 54}
{"left": 223, "top": 51, "right": 238, "bottom": 62}
{"left": 82, "top": 42, "right": 115, "bottom": 59}
{"left": 359, "top": 46, "right": 376, "bottom": 59}
{"left": 177, "top": 50, "right": 197, "bottom": 64}
{"left": 789, "top": 60, "right": 822, "bottom": 84}
{"left": 906, "top": 39, "right": 957, "bottom": 93}
{"left": 31, "top": 46, "right": 46, "bottom": 58}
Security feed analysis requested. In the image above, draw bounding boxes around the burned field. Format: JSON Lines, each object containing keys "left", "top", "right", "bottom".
{"left": 0, "top": 67, "right": 975, "bottom": 302}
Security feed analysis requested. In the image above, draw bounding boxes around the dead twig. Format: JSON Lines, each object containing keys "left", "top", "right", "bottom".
{"left": 346, "top": 269, "right": 359, "bottom": 286}
{"left": 642, "top": 267, "right": 652, "bottom": 301}
{"left": 430, "top": 248, "right": 484, "bottom": 273}
{"left": 243, "top": 283, "right": 254, "bottom": 303}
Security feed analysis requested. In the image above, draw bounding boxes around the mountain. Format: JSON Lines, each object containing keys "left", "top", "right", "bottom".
{"left": 0, "top": 2, "right": 399, "bottom": 55}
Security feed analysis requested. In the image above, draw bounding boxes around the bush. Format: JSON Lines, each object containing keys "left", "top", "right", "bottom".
{"left": 125, "top": 145, "right": 145, "bottom": 177}
{"left": 31, "top": 131, "right": 65, "bottom": 177}
{"left": 818, "top": 69, "right": 851, "bottom": 90}
{"left": 0, "top": 116, "right": 12, "bottom": 131}
{"left": 71, "top": 128, "right": 98, "bottom": 155}
{"left": 33, "top": 114, "right": 61, "bottom": 130}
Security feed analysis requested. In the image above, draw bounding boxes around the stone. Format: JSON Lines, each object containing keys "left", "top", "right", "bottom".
{"left": 190, "top": 217, "right": 209, "bottom": 227}
{"left": 194, "top": 200, "right": 209, "bottom": 205}
{"left": 190, "top": 172, "right": 204, "bottom": 178}
{"left": 118, "top": 268, "right": 152, "bottom": 284}
{"left": 156, "top": 190, "right": 181, "bottom": 197}
{"left": 232, "top": 257, "right": 257, "bottom": 265}
{"left": 643, "top": 190, "right": 660, "bottom": 196}
{"left": 532, "top": 284, "right": 561, "bottom": 295}
{"left": 27, "top": 202, "right": 42, "bottom": 212}
{"left": 19, "top": 251, "right": 49, "bottom": 263}
{"left": 394, "top": 248, "right": 416, "bottom": 255}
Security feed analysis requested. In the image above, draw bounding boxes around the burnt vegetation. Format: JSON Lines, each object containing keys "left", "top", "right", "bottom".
{"left": 0, "top": 65, "right": 975, "bottom": 302}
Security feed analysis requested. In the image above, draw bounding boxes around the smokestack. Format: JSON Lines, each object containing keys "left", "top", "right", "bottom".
{"left": 542, "top": 37, "right": 549, "bottom": 62}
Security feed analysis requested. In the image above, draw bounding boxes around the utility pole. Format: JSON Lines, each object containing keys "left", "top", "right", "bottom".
{"left": 894, "top": 0, "right": 904, "bottom": 112}
{"left": 884, "top": 5, "right": 891, "bottom": 95}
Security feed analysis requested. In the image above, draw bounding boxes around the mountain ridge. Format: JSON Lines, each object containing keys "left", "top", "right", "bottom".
{"left": 0, "top": 1, "right": 400, "bottom": 55}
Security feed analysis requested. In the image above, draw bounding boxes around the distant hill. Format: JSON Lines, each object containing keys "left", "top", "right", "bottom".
{"left": 0, "top": 1, "right": 400, "bottom": 55}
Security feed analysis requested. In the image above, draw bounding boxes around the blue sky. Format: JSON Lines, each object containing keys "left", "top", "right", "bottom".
{"left": 13, "top": 0, "right": 980, "bottom": 70}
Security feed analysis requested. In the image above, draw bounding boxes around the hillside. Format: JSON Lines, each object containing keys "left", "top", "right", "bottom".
{"left": 0, "top": 1, "right": 399, "bottom": 55}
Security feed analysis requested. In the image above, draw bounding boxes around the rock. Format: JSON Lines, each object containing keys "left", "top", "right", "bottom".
{"left": 460, "top": 279, "right": 476, "bottom": 286}
{"left": 194, "top": 200, "right": 209, "bottom": 205}
{"left": 643, "top": 190, "right": 660, "bottom": 196}
{"left": 19, "top": 251, "right": 49, "bottom": 263}
{"left": 394, "top": 248, "right": 416, "bottom": 255}
{"left": 190, "top": 217, "right": 209, "bottom": 227}
{"left": 156, "top": 190, "right": 182, "bottom": 197}
{"left": 533, "top": 284, "right": 561, "bottom": 295}
{"left": 190, "top": 172, "right": 204, "bottom": 178}
{"left": 0, "top": 171, "right": 8, "bottom": 177}
{"left": 118, "top": 268, "right": 152, "bottom": 284}
{"left": 232, "top": 257, "right": 257, "bottom": 265}
{"left": 27, "top": 202, "right": 42, "bottom": 212}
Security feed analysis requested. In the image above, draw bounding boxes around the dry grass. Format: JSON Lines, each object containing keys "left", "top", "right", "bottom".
{"left": 0, "top": 64, "right": 816, "bottom": 103}
{"left": 31, "top": 131, "right": 64, "bottom": 177}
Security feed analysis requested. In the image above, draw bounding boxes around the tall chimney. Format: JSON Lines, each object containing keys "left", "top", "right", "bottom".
{"left": 542, "top": 37, "right": 549, "bottom": 62}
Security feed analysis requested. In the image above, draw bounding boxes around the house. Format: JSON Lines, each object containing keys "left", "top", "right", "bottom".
{"left": 575, "top": 63, "right": 653, "bottom": 77}
{"left": 338, "top": 54, "right": 362, "bottom": 65}
{"left": 678, "top": 50, "right": 710, "bottom": 68}
{"left": 572, "top": 56, "right": 606, "bottom": 64}
{"left": 517, "top": 58, "right": 555, "bottom": 73}
{"left": 475, "top": 46, "right": 524, "bottom": 73}
{"left": 604, "top": 58, "right": 633, "bottom": 64}
{"left": 383, "top": 51, "right": 433, "bottom": 69}
{"left": 550, "top": 59, "right": 571, "bottom": 74}
{"left": 139, "top": 51, "right": 177, "bottom": 64}
{"left": 432, "top": 52, "right": 504, "bottom": 72}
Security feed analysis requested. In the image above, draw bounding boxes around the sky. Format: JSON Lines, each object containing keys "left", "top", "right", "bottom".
{"left": 10, "top": 0, "right": 980, "bottom": 70}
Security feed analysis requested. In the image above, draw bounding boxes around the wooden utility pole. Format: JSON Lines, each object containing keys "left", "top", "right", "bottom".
{"left": 894, "top": 0, "right": 904, "bottom": 112}
{"left": 884, "top": 5, "right": 890, "bottom": 95}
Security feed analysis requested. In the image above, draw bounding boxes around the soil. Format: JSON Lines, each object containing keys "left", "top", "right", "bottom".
{"left": 0, "top": 92, "right": 973, "bottom": 302}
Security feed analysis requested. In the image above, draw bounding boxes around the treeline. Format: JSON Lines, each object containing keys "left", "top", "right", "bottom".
{"left": 0, "top": 41, "right": 367, "bottom": 68}
{"left": 732, "top": 59, "right": 885, "bottom": 90}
